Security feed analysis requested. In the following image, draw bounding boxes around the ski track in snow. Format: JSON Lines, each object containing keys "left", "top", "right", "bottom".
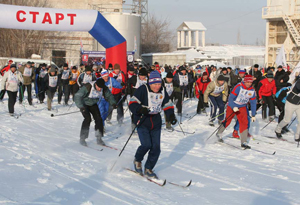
{"left": 0, "top": 95, "right": 300, "bottom": 205}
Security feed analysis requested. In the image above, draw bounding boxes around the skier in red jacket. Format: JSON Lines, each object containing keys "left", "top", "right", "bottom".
{"left": 195, "top": 72, "right": 211, "bottom": 114}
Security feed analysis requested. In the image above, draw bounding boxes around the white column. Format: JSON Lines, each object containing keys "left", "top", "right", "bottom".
{"left": 188, "top": 30, "right": 192, "bottom": 47}
{"left": 202, "top": 31, "right": 206, "bottom": 47}
{"left": 177, "top": 31, "right": 181, "bottom": 48}
{"left": 181, "top": 30, "right": 185, "bottom": 47}
{"left": 195, "top": 31, "right": 199, "bottom": 48}
{"left": 265, "top": 21, "right": 270, "bottom": 66}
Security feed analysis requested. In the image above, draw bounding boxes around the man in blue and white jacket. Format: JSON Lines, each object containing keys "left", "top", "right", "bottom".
{"left": 129, "top": 70, "right": 177, "bottom": 178}
{"left": 216, "top": 75, "right": 257, "bottom": 149}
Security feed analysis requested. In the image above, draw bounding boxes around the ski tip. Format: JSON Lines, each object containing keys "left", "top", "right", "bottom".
{"left": 51, "top": 114, "right": 54, "bottom": 117}
{"left": 162, "top": 179, "right": 167, "bottom": 186}
{"left": 186, "top": 180, "right": 192, "bottom": 187}
{"left": 272, "top": 151, "right": 276, "bottom": 155}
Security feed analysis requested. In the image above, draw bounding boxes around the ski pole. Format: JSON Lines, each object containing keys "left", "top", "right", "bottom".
{"left": 298, "top": 141, "right": 299, "bottom": 148}
{"left": 287, "top": 117, "right": 297, "bottom": 129}
{"left": 180, "top": 90, "right": 184, "bottom": 124}
{"left": 187, "top": 112, "right": 198, "bottom": 121}
{"left": 205, "top": 112, "right": 235, "bottom": 142}
{"left": 210, "top": 111, "right": 225, "bottom": 121}
{"left": 110, "top": 115, "right": 145, "bottom": 171}
{"left": 66, "top": 101, "right": 74, "bottom": 112}
{"left": 106, "top": 95, "right": 125, "bottom": 119}
{"left": 177, "top": 119, "right": 186, "bottom": 136}
{"left": 261, "top": 111, "right": 283, "bottom": 131}
{"left": 51, "top": 110, "right": 80, "bottom": 117}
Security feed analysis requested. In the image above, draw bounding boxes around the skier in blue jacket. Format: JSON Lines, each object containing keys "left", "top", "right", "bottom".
{"left": 129, "top": 71, "right": 177, "bottom": 178}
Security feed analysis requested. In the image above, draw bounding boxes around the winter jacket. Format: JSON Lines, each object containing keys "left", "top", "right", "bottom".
{"left": 104, "top": 77, "right": 123, "bottom": 95}
{"left": 229, "top": 71, "right": 237, "bottom": 87}
{"left": 1, "top": 70, "right": 23, "bottom": 92}
{"left": 249, "top": 70, "right": 262, "bottom": 89}
{"left": 195, "top": 77, "right": 211, "bottom": 99}
{"left": 69, "top": 70, "right": 80, "bottom": 85}
{"left": 217, "top": 73, "right": 231, "bottom": 86}
{"left": 258, "top": 78, "right": 277, "bottom": 99}
{"left": 19, "top": 66, "right": 35, "bottom": 85}
{"left": 129, "top": 84, "right": 174, "bottom": 130}
{"left": 275, "top": 86, "right": 291, "bottom": 104}
{"left": 74, "top": 82, "right": 116, "bottom": 108}
{"left": 127, "top": 75, "right": 148, "bottom": 97}
{"left": 275, "top": 70, "right": 289, "bottom": 90}
{"left": 44, "top": 72, "right": 60, "bottom": 93}
{"left": 109, "top": 71, "right": 126, "bottom": 95}
{"left": 60, "top": 69, "right": 72, "bottom": 86}
{"left": 173, "top": 72, "right": 192, "bottom": 93}
{"left": 1, "top": 65, "right": 11, "bottom": 76}
{"left": 204, "top": 80, "right": 228, "bottom": 103}
{"left": 77, "top": 73, "right": 97, "bottom": 87}
{"left": 229, "top": 82, "right": 257, "bottom": 117}
{"left": 93, "top": 71, "right": 101, "bottom": 79}
{"left": 287, "top": 79, "right": 300, "bottom": 105}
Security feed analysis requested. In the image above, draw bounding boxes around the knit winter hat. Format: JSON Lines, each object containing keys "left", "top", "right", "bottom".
{"left": 10, "top": 64, "right": 16, "bottom": 68}
{"left": 95, "top": 78, "right": 105, "bottom": 88}
{"left": 149, "top": 70, "right": 162, "bottom": 85}
{"left": 166, "top": 72, "right": 173, "bottom": 78}
{"left": 202, "top": 72, "right": 208, "bottom": 76}
{"left": 63, "top": 63, "right": 68, "bottom": 67}
{"left": 139, "top": 67, "right": 148, "bottom": 76}
{"left": 50, "top": 65, "right": 56, "bottom": 73}
{"left": 108, "top": 63, "right": 113, "bottom": 68}
{"left": 239, "top": 70, "right": 246, "bottom": 74}
{"left": 72, "top": 66, "right": 77, "bottom": 70}
{"left": 244, "top": 75, "right": 254, "bottom": 83}
{"left": 254, "top": 64, "right": 259, "bottom": 68}
{"left": 101, "top": 70, "right": 109, "bottom": 77}
{"left": 266, "top": 72, "right": 274, "bottom": 78}
{"left": 222, "top": 67, "right": 227, "bottom": 72}
{"left": 85, "top": 66, "right": 92, "bottom": 72}
{"left": 128, "top": 65, "right": 135, "bottom": 71}
{"left": 217, "top": 75, "right": 226, "bottom": 81}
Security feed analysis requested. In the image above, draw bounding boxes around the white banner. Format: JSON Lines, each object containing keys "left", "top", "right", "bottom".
{"left": 288, "top": 61, "right": 300, "bottom": 84}
{"left": 275, "top": 45, "right": 287, "bottom": 70}
{"left": 0, "top": 4, "right": 98, "bottom": 31}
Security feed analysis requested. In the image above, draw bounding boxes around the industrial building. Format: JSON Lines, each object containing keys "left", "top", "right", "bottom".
{"left": 39, "top": 0, "right": 142, "bottom": 66}
{"left": 263, "top": 0, "right": 300, "bottom": 68}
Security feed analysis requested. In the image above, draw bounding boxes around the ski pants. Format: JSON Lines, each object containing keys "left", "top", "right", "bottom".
{"left": 69, "top": 84, "right": 79, "bottom": 101}
{"left": 98, "top": 98, "right": 109, "bottom": 126}
{"left": 276, "top": 101, "right": 300, "bottom": 140}
{"left": 208, "top": 95, "right": 225, "bottom": 122}
{"left": 174, "top": 91, "right": 183, "bottom": 114}
{"left": 197, "top": 93, "right": 205, "bottom": 113}
{"left": 80, "top": 104, "right": 104, "bottom": 140}
{"left": 57, "top": 83, "right": 62, "bottom": 103}
{"left": 0, "top": 89, "right": 6, "bottom": 100}
{"left": 46, "top": 90, "right": 55, "bottom": 110}
{"left": 7, "top": 91, "right": 17, "bottom": 114}
{"left": 107, "top": 93, "right": 123, "bottom": 123}
{"left": 234, "top": 107, "right": 251, "bottom": 131}
{"left": 218, "top": 106, "right": 249, "bottom": 144}
{"left": 135, "top": 125, "right": 161, "bottom": 170}
{"left": 58, "top": 84, "right": 70, "bottom": 104}
{"left": 277, "top": 101, "right": 285, "bottom": 123}
{"left": 19, "top": 84, "right": 32, "bottom": 104}
{"left": 262, "top": 95, "right": 275, "bottom": 119}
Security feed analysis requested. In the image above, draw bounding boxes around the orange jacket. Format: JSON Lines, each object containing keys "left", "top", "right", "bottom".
{"left": 69, "top": 71, "right": 81, "bottom": 85}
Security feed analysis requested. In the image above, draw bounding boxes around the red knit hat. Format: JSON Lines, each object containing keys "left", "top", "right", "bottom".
{"left": 244, "top": 75, "right": 254, "bottom": 83}
{"left": 202, "top": 72, "right": 208, "bottom": 76}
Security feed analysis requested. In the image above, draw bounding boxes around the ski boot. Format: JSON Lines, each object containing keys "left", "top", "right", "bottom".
{"left": 79, "top": 138, "right": 87, "bottom": 146}
{"left": 106, "top": 120, "right": 112, "bottom": 125}
{"left": 133, "top": 160, "right": 143, "bottom": 176}
{"left": 201, "top": 108, "right": 207, "bottom": 114}
{"left": 144, "top": 168, "right": 158, "bottom": 179}
{"left": 241, "top": 142, "right": 251, "bottom": 149}
{"left": 232, "top": 130, "right": 240, "bottom": 139}
{"left": 97, "top": 137, "right": 105, "bottom": 146}
{"left": 209, "top": 121, "right": 214, "bottom": 127}
{"left": 282, "top": 126, "right": 290, "bottom": 134}
{"left": 166, "top": 126, "right": 174, "bottom": 132}
{"left": 218, "top": 120, "right": 222, "bottom": 125}
{"left": 295, "top": 138, "right": 300, "bottom": 142}
{"left": 216, "top": 133, "right": 223, "bottom": 143}
{"left": 269, "top": 116, "right": 275, "bottom": 122}
{"left": 275, "top": 131, "right": 282, "bottom": 139}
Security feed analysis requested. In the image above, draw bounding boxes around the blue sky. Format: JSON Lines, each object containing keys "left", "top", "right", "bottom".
{"left": 126, "top": 0, "right": 267, "bottom": 45}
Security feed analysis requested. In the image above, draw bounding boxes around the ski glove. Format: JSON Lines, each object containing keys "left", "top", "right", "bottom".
{"left": 204, "top": 102, "right": 209, "bottom": 108}
{"left": 169, "top": 113, "right": 177, "bottom": 125}
{"left": 80, "top": 107, "right": 86, "bottom": 113}
{"left": 233, "top": 107, "right": 239, "bottom": 112}
{"left": 251, "top": 116, "right": 256, "bottom": 122}
{"left": 138, "top": 107, "right": 149, "bottom": 115}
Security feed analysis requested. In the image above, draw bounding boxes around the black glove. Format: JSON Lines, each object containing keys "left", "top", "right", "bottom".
{"left": 204, "top": 102, "right": 209, "bottom": 108}
{"left": 112, "top": 104, "right": 118, "bottom": 109}
{"left": 80, "top": 107, "right": 86, "bottom": 113}
{"left": 169, "top": 113, "right": 177, "bottom": 125}
{"left": 272, "top": 94, "right": 276, "bottom": 100}
{"left": 138, "top": 107, "right": 149, "bottom": 115}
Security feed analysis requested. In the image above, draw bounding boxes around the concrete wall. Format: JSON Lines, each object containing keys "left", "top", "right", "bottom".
{"left": 142, "top": 54, "right": 186, "bottom": 66}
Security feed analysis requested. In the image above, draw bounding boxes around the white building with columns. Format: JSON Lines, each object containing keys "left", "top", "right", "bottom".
{"left": 177, "top": 22, "right": 207, "bottom": 50}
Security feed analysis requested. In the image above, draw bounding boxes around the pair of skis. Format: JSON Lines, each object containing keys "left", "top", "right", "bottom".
{"left": 125, "top": 168, "right": 192, "bottom": 188}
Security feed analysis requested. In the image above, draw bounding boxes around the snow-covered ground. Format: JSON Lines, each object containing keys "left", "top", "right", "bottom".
{"left": 0, "top": 93, "right": 300, "bottom": 205}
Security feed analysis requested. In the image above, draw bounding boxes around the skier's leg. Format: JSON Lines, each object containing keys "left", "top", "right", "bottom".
{"left": 116, "top": 94, "right": 124, "bottom": 124}
{"left": 7, "top": 91, "right": 13, "bottom": 114}
{"left": 27, "top": 84, "right": 32, "bottom": 104}
{"left": 80, "top": 107, "right": 92, "bottom": 140}
{"left": 236, "top": 107, "right": 249, "bottom": 144}
{"left": 145, "top": 127, "right": 161, "bottom": 170}
{"left": 262, "top": 96, "right": 267, "bottom": 119}
{"left": 208, "top": 95, "right": 217, "bottom": 122}
{"left": 276, "top": 101, "right": 295, "bottom": 133}
{"left": 218, "top": 106, "right": 235, "bottom": 134}
{"left": 216, "top": 95, "right": 225, "bottom": 122}
{"left": 135, "top": 126, "right": 151, "bottom": 163}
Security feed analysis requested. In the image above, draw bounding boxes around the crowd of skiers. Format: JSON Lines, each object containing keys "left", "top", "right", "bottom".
{"left": 1, "top": 59, "right": 300, "bottom": 178}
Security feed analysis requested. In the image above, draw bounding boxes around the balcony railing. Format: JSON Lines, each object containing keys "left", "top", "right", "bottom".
{"left": 262, "top": 6, "right": 283, "bottom": 19}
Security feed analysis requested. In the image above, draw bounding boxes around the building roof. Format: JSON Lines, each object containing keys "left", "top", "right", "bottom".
{"left": 177, "top": 22, "right": 207, "bottom": 31}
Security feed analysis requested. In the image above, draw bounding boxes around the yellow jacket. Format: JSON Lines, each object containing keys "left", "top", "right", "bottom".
{"left": 69, "top": 71, "right": 80, "bottom": 85}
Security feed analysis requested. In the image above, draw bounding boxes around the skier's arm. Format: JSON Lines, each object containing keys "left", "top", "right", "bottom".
{"left": 162, "top": 89, "right": 175, "bottom": 119}
{"left": 18, "top": 71, "right": 24, "bottom": 84}
{"left": 203, "top": 82, "right": 214, "bottom": 103}
{"left": 0, "top": 72, "right": 8, "bottom": 90}
{"left": 103, "top": 87, "right": 117, "bottom": 106}
{"left": 77, "top": 73, "right": 83, "bottom": 87}
{"left": 129, "top": 85, "right": 145, "bottom": 115}
{"left": 249, "top": 93, "right": 257, "bottom": 117}
{"left": 111, "top": 77, "right": 123, "bottom": 89}
{"left": 74, "top": 86, "right": 88, "bottom": 109}
{"left": 222, "top": 82, "right": 228, "bottom": 102}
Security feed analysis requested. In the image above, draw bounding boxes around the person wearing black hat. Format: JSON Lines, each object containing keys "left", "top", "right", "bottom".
{"left": 258, "top": 72, "right": 277, "bottom": 121}
{"left": 69, "top": 66, "right": 80, "bottom": 100}
{"left": 249, "top": 64, "right": 262, "bottom": 90}
{"left": 79, "top": 63, "right": 85, "bottom": 73}
{"left": 127, "top": 65, "right": 136, "bottom": 79}
{"left": 275, "top": 65, "right": 289, "bottom": 91}
{"left": 0, "top": 64, "right": 23, "bottom": 115}
{"left": 0, "top": 60, "right": 14, "bottom": 101}
{"left": 162, "top": 71, "right": 175, "bottom": 131}
{"left": 18, "top": 61, "right": 36, "bottom": 105}
{"left": 108, "top": 63, "right": 113, "bottom": 74}
{"left": 127, "top": 67, "right": 148, "bottom": 131}
{"left": 74, "top": 78, "right": 116, "bottom": 146}
{"left": 44, "top": 66, "right": 60, "bottom": 111}
{"left": 195, "top": 72, "right": 211, "bottom": 114}
{"left": 77, "top": 66, "right": 97, "bottom": 88}
{"left": 36, "top": 63, "right": 48, "bottom": 103}
{"left": 173, "top": 66, "right": 192, "bottom": 119}
{"left": 57, "top": 63, "right": 72, "bottom": 105}
{"left": 204, "top": 75, "right": 228, "bottom": 126}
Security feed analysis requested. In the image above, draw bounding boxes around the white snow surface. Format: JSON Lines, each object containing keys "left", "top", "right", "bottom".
{"left": 0, "top": 94, "right": 300, "bottom": 205}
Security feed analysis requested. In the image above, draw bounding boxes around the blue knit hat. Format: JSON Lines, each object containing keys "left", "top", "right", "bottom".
{"left": 149, "top": 70, "right": 162, "bottom": 85}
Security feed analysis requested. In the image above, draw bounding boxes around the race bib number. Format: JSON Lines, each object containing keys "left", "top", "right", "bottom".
{"left": 39, "top": 70, "right": 47, "bottom": 78}
{"left": 23, "top": 67, "right": 32, "bottom": 77}
{"left": 234, "top": 89, "right": 254, "bottom": 105}
{"left": 165, "top": 83, "right": 173, "bottom": 96}
{"left": 49, "top": 76, "right": 58, "bottom": 87}
{"left": 148, "top": 88, "right": 164, "bottom": 115}
{"left": 83, "top": 74, "right": 92, "bottom": 84}
{"left": 179, "top": 75, "right": 188, "bottom": 86}
{"left": 71, "top": 73, "right": 78, "bottom": 81}
{"left": 61, "top": 70, "right": 70, "bottom": 80}
{"left": 212, "top": 83, "right": 224, "bottom": 95}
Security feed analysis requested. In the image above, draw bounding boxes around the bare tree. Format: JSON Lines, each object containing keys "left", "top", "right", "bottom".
{"left": 0, "top": 0, "right": 51, "bottom": 58}
{"left": 141, "top": 14, "right": 174, "bottom": 54}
